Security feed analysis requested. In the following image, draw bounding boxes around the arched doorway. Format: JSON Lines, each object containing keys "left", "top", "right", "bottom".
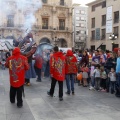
{"left": 40, "top": 37, "right": 50, "bottom": 43}
{"left": 58, "top": 38, "right": 67, "bottom": 48}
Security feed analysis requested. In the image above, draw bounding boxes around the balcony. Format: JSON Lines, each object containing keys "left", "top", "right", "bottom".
{"left": 91, "top": 37, "right": 95, "bottom": 41}
{"left": 0, "top": 24, "right": 71, "bottom": 32}
{"left": 60, "top": 1, "right": 64, "bottom": 6}
{"left": 33, "top": 26, "right": 70, "bottom": 32}
{"left": 75, "top": 40, "right": 85, "bottom": 43}
{"left": 102, "top": 22, "right": 106, "bottom": 26}
{"left": 114, "top": 19, "right": 119, "bottom": 23}
{"left": 32, "top": 25, "right": 53, "bottom": 30}
{"left": 0, "top": 24, "right": 24, "bottom": 29}
{"left": 59, "top": 26, "right": 65, "bottom": 30}
{"left": 101, "top": 35, "right": 106, "bottom": 40}
{"left": 91, "top": 24, "right": 95, "bottom": 28}
{"left": 42, "top": 26, "right": 48, "bottom": 29}
{"left": 7, "top": 24, "right": 14, "bottom": 27}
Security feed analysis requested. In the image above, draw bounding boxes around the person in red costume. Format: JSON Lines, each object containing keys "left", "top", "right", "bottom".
{"left": 47, "top": 46, "right": 65, "bottom": 101}
{"left": 5, "top": 47, "right": 29, "bottom": 108}
{"left": 65, "top": 50, "right": 78, "bottom": 95}
{"left": 33, "top": 53, "right": 43, "bottom": 82}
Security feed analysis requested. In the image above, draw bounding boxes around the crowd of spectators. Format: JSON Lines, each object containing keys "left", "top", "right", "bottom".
{"left": 74, "top": 48, "right": 120, "bottom": 97}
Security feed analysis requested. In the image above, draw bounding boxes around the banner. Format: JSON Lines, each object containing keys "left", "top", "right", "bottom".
{"left": 106, "top": 20, "right": 112, "bottom": 33}
{"left": 107, "top": 6, "right": 112, "bottom": 20}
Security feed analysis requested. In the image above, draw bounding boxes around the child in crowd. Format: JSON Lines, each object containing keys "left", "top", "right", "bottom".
{"left": 108, "top": 68, "right": 116, "bottom": 94}
{"left": 93, "top": 65, "right": 101, "bottom": 91}
{"left": 1, "top": 59, "right": 6, "bottom": 70}
{"left": 81, "top": 63, "right": 89, "bottom": 87}
{"left": 89, "top": 66, "right": 95, "bottom": 90}
{"left": 100, "top": 67, "right": 107, "bottom": 92}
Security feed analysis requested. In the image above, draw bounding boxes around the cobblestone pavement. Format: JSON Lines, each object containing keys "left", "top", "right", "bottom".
{"left": 0, "top": 69, "right": 120, "bottom": 120}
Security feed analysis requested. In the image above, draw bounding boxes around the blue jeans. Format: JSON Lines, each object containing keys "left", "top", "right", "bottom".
{"left": 66, "top": 74, "right": 75, "bottom": 93}
{"left": 106, "top": 69, "right": 111, "bottom": 92}
{"left": 95, "top": 77, "right": 100, "bottom": 90}
{"left": 116, "top": 73, "right": 120, "bottom": 86}
{"left": 91, "top": 76, "right": 95, "bottom": 87}
{"left": 110, "top": 81, "right": 116, "bottom": 93}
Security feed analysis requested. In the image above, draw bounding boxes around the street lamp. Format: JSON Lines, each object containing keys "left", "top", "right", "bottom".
{"left": 52, "top": 36, "right": 59, "bottom": 46}
{"left": 109, "top": 33, "right": 117, "bottom": 40}
{"left": 75, "top": 43, "right": 81, "bottom": 50}
{"left": 109, "top": 33, "right": 118, "bottom": 50}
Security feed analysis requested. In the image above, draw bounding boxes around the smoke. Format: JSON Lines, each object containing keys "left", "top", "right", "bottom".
{"left": 0, "top": 0, "right": 42, "bottom": 32}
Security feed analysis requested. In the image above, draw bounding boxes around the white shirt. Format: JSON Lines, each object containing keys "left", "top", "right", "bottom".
{"left": 94, "top": 69, "right": 100, "bottom": 78}
{"left": 109, "top": 72, "right": 116, "bottom": 82}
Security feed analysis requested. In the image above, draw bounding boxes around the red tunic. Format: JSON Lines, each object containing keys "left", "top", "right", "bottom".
{"left": 34, "top": 54, "right": 43, "bottom": 69}
{"left": 65, "top": 50, "right": 78, "bottom": 74}
{"left": 50, "top": 51, "right": 65, "bottom": 81}
{"left": 5, "top": 47, "right": 29, "bottom": 88}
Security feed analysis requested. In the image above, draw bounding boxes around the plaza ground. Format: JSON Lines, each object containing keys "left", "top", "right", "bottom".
{"left": 0, "top": 69, "right": 120, "bottom": 120}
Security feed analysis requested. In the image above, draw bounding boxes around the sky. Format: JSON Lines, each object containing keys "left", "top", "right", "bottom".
{"left": 73, "top": 0, "right": 95, "bottom": 5}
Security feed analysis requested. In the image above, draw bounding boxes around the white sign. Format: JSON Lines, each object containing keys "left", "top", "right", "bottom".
{"left": 59, "top": 48, "right": 72, "bottom": 53}
{"left": 0, "top": 39, "right": 13, "bottom": 50}
{"left": 106, "top": 20, "right": 112, "bottom": 33}
{"left": 107, "top": 6, "right": 112, "bottom": 20}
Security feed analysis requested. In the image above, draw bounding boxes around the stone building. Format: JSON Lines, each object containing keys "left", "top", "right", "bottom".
{"left": 87, "top": 0, "right": 120, "bottom": 51}
{"left": 0, "top": 0, "right": 72, "bottom": 47}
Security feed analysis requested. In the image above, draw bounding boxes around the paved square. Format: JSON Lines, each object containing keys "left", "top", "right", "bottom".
{"left": 0, "top": 69, "right": 120, "bottom": 120}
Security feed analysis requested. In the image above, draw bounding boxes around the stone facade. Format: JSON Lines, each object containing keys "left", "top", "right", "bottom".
{"left": 87, "top": 0, "right": 120, "bottom": 51}
{"left": 0, "top": 0, "right": 72, "bottom": 47}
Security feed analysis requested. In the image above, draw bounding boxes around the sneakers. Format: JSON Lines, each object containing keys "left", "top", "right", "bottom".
{"left": 25, "top": 83, "right": 30, "bottom": 86}
{"left": 101, "top": 89, "right": 106, "bottom": 92}
{"left": 65, "top": 91, "right": 75, "bottom": 95}
{"left": 10, "top": 101, "right": 15, "bottom": 104}
{"left": 17, "top": 103, "right": 23, "bottom": 108}
{"left": 47, "top": 91, "right": 53, "bottom": 97}
{"left": 47, "top": 91, "right": 63, "bottom": 101}
{"left": 36, "top": 80, "right": 41, "bottom": 82}
{"left": 72, "top": 92, "right": 75, "bottom": 95}
{"left": 17, "top": 105, "right": 23, "bottom": 108}
{"left": 65, "top": 92, "right": 70, "bottom": 95}
{"left": 111, "top": 91, "right": 115, "bottom": 94}
{"left": 59, "top": 97, "right": 63, "bottom": 101}
{"left": 89, "top": 86, "right": 95, "bottom": 90}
